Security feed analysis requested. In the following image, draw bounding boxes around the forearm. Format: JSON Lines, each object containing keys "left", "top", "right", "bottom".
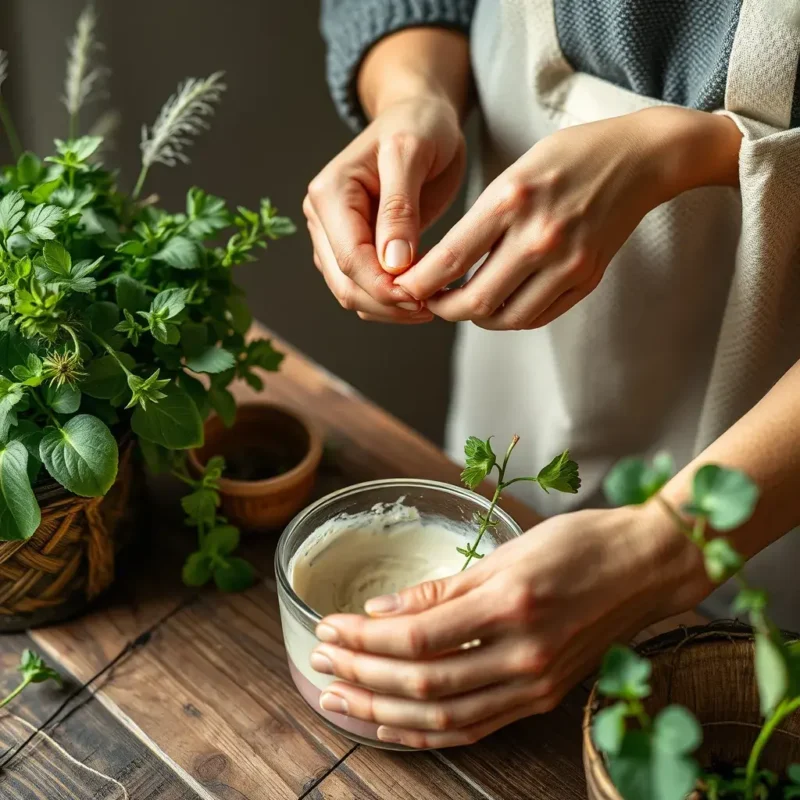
{"left": 660, "top": 360, "right": 800, "bottom": 561}
{"left": 358, "top": 28, "right": 472, "bottom": 122}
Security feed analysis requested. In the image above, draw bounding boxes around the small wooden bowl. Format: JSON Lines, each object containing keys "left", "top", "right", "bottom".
{"left": 188, "top": 403, "right": 323, "bottom": 532}
{"left": 583, "top": 622, "right": 800, "bottom": 800}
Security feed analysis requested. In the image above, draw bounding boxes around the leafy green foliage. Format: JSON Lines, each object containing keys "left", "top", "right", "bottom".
{"left": 0, "top": 441, "right": 40, "bottom": 540}
{"left": 703, "top": 537, "right": 744, "bottom": 583}
{"left": 684, "top": 465, "right": 760, "bottom": 531}
{"left": 536, "top": 449, "right": 580, "bottom": 494}
{"left": 0, "top": 649, "right": 63, "bottom": 710}
{"left": 131, "top": 384, "right": 203, "bottom": 449}
{"left": 461, "top": 436, "right": 496, "bottom": 489}
{"left": 597, "top": 645, "right": 652, "bottom": 701}
{"left": 603, "top": 452, "right": 674, "bottom": 507}
{"left": 177, "top": 455, "right": 254, "bottom": 593}
{"left": 606, "top": 707, "right": 701, "bottom": 800}
{"left": 786, "top": 765, "right": 800, "bottom": 798}
{"left": 592, "top": 701, "right": 629, "bottom": 755}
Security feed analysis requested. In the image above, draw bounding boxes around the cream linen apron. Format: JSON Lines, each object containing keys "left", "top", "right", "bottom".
{"left": 448, "top": 0, "right": 800, "bottom": 628}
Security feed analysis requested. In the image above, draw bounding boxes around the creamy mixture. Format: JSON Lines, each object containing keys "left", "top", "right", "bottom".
{"left": 289, "top": 499, "right": 490, "bottom": 616}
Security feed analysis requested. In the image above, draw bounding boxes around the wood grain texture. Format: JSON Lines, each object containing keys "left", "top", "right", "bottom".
{"left": 22, "top": 326, "right": 696, "bottom": 800}
{"left": 0, "top": 634, "right": 198, "bottom": 799}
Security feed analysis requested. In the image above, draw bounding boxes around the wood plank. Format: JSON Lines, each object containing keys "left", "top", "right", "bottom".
{"left": 26, "top": 326, "right": 703, "bottom": 800}
{"left": 0, "top": 634, "right": 198, "bottom": 799}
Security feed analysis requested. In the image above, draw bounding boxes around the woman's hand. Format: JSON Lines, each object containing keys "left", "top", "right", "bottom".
{"left": 309, "top": 505, "right": 709, "bottom": 748}
{"left": 396, "top": 107, "right": 741, "bottom": 330}
{"left": 304, "top": 94, "right": 466, "bottom": 324}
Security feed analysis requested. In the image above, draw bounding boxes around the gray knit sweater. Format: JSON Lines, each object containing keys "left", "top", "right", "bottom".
{"left": 321, "top": 0, "right": 800, "bottom": 132}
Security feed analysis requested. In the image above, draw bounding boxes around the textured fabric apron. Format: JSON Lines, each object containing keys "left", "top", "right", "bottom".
{"left": 449, "top": 0, "right": 800, "bottom": 628}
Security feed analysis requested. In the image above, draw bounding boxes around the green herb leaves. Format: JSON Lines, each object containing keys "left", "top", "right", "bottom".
{"left": 461, "top": 436, "right": 496, "bottom": 489}
{"left": 39, "top": 414, "right": 118, "bottom": 497}
{"left": 597, "top": 646, "right": 652, "bottom": 701}
{"left": 131, "top": 383, "right": 203, "bottom": 449}
{"left": 178, "top": 455, "right": 254, "bottom": 593}
{"left": 0, "top": 440, "right": 40, "bottom": 540}
{"left": 0, "top": 649, "right": 62, "bottom": 710}
{"left": 536, "top": 449, "right": 580, "bottom": 494}
{"left": 603, "top": 453, "right": 674, "bottom": 507}
{"left": 684, "top": 464, "right": 760, "bottom": 532}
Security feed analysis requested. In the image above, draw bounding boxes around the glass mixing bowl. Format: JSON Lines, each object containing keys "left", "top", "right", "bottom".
{"left": 275, "top": 479, "right": 523, "bottom": 749}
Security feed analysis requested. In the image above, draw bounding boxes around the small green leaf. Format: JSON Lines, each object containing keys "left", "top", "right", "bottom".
{"left": 131, "top": 383, "right": 204, "bottom": 449}
{"left": 536, "top": 449, "right": 581, "bottom": 494}
{"left": 690, "top": 465, "right": 759, "bottom": 531}
{"left": 42, "top": 240, "right": 71, "bottom": 276}
{"left": 226, "top": 294, "right": 252, "bottom": 335}
{"left": 81, "top": 353, "right": 135, "bottom": 400}
{"left": 205, "top": 525, "right": 239, "bottom": 556}
{"left": 182, "top": 551, "right": 213, "bottom": 587}
{"left": 755, "top": 630, "right": 790, "bottom": 716}
{"left": 45, "top": 383, "right": 81, "bottom": 414}
{"left": 185, "top": 346, "right": 236, "bottom": 375}
{"left": 17, "top": 649, "right": 62, "bottom": 686}
{"left": 653, "top": 706, "right": 702, "bottom": 755}
{"left": 209, "top": 386, "right": 236, "bottom": 427}
{"left": 115, "top": 240, "right": 145, "bottom": 257}
{"left": 115, "top": 274, "right": 149, "bottom": 313}
{"left": 150, "top": 287, "right": 190, "bottom": 319}
{"left": 592, "top": 702, "right": 629, "bottom": 756}
{"left": 181, "top": 487, "right": 218, "bottom": 528}
{"left": 604, "top": 452, "right": 674, "bottom": 507}
{"left": 461, "top": 436, "right": 496, "bottom": 489}
{"left": 39, "top": 415, "right": 118, "bottom": 497}
{"left": 597, "top": 645, "right": 652, "bottom": 700}
{"left": 153, "top": 236, "right": 200, "bottom": 269}
{"left": 732, "top": 587, "right": 769, "bottom": 616}
{"left": 702, "top": 537, "right": 744, "bottom": 583}
{"left": 0, "top": 190, "right": 25, "bottom": 236}
{"left": 213, "top": 557, "right": 255, "bottom": 592}
{"left": 17, "top": 152, "right": 43, "bottom": 185}
{"left": 0, "top": 441, "right": 40, "bottom": 540}
{"left": 21, "top": 204, "right": 65, "bottom": 242}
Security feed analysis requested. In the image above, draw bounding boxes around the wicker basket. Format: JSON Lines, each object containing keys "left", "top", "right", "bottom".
{"left": 0, "top": 438, "right": 143, "bottom": 632}
{"left": 584, "top": 622, "right": 800, "bottom": 799}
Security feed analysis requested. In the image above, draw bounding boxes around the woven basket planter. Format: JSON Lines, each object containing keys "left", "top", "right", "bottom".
{"left": 583, "top": 622, "right": 800, "bottom": 799}
{"left": 0, "top": 438, "right": 143, "bottom": 632}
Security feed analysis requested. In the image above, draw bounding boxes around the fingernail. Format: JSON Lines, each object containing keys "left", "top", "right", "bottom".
{"left": 377, "top": 726, "right": 402, "bottom": 743}
{"left": 316, "top": 623, "right": 339, "bottom": 644}
{"left": 365, "top": 593, "right": 400, "bottom": 615}
{"left": 320, "top": 692, "right": 349, "bottom": 715}
{"left": 397, "top": 302, "right": 420, "bottom": 311}
{"left": 310, "top": 652, "right": 334, "bottom": 674}
{"left": 384, "top": 240, "right": 412, "bottom": 271}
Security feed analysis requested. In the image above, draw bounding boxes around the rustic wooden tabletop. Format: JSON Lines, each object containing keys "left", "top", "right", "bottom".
{"left": 0, "top": 326, "right": 703, "bottom": 799}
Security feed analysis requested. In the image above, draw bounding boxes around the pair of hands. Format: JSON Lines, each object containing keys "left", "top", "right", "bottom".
{"left": 305, "top": 97, "right": 702, "bottom": 331}
{"left": 309, "top": 505, "right": 709, "bottom": 748}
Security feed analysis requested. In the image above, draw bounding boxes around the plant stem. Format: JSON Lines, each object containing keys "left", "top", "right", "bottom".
{"left": 0, "top": 98, "right": 22, "bottom": 161}
{"left": 744, "top": 695, "right": 800, "bottom": 798}
{"left": 132, "top": 165, "right": 149, "bottom": 201}
{"left": 628, "top": 699, "right": 651, "bottom": 731}
{"left": 30, "top": 390, "right": 61, "bottom": 429}
{"left": 461, "top": 435, "right": 520, "bottom": 571}
{"left": 90, "top": 331, "right": 133, "bottom": 377}
{"left": 0, "top": 676, "right": 31, "bottom": 709}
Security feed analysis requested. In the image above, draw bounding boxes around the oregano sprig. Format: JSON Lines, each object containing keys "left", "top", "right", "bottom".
{"left": 459, "top": 434, "right": 580, "bottom": 570}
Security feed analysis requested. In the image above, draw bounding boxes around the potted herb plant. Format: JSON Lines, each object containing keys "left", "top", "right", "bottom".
{"left": 584, "top": 455, "right": 800, "bottom": 800}
{"left": 0, "top": 6, "right": 296, "bottom": 630}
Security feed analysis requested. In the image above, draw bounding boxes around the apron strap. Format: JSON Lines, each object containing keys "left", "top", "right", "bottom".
{"left": 725, "top": 0, "right": 800, "bottom": 129}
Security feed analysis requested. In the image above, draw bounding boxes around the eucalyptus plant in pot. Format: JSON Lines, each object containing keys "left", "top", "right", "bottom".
{"left": 0, "top": 6, "right": 294, "bottom": 628}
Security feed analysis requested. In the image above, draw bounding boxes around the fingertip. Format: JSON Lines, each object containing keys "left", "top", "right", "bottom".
{"left": 364, "top": 593, "right": 401, "bottom": 616}
{"left": 381, "top": 239, "right": 414, "bottom": 275}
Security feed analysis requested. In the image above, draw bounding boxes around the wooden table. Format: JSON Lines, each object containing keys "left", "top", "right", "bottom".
{"left": 0, "top": 328, "right": 702, "bottom": 799}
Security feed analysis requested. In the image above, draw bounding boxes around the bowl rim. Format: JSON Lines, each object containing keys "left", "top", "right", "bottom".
{"left": 187, "top": 401, "right": 324, "bottom": 494}
{"left": 274, "top": 477, "right": 524, "bottom": 626}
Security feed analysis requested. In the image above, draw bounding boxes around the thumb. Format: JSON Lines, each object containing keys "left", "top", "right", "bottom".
{"left": 375, "top": 138, "right": 428, "bottom": 276}
{"left": 364, "top": 561, "right": 483, "bottom": 617}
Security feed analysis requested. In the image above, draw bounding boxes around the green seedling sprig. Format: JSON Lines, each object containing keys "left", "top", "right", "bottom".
{"left": 459, "top": 434, "right": 580, "bottom": 570}
{"left": 596, "top": 454, "right": 800, "bottom": 800}
{"left": 0, "top": 649, "right": 62, "bottom": 709}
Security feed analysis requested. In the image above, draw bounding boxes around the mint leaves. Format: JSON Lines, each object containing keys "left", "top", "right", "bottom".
{"left": 178, "top": 455, "right": 254, "bottom": 593}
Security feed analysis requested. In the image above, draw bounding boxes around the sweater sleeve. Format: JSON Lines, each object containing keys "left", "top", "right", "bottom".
{"left": 320, "top": 0, "right": 476, "bottom": 132}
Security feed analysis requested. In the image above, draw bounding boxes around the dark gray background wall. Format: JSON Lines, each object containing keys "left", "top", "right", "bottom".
{"left": 0, "top": 0, "right": 463, "bottom": 443}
